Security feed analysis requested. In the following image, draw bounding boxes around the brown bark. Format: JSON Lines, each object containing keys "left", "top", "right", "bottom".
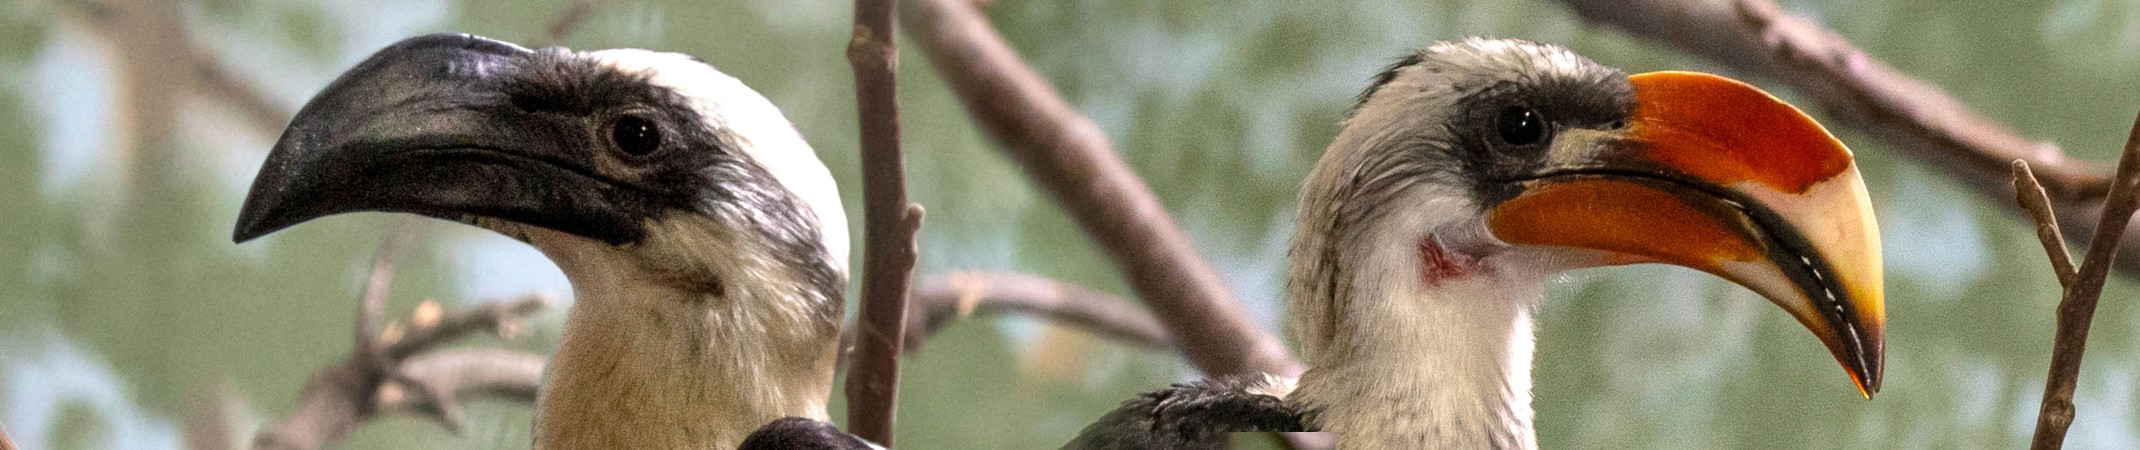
{"left": 900, "top": 2, "right": 1320, "bottom": 447}
{"left": 251, "top": 293, "right": 551, "bottom": 450}
{"left": 2016, "top": 162, "right": 2079, "bottom": 289}
{"left": 902, "top": 272, "right": 1171, "bottom": 352}
{"left": 844, "top": 0, "right": 926, "bottom": 445}
{"left": 536, "top": 0, "right": 616, "bottom": 47}
{"left": 901, "top": 0, "right": 1301, "bottom": 380}
{"left": 2026, "top": 113, "right": 2140, "bottom": 450}
{"left": 251, "top": 226, "right": 551, "bottom": 450}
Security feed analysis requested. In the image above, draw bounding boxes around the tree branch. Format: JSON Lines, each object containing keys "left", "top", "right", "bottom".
{"left": 356, "top": 218, "right": 425, "bottom": 367}
{"left": 903, "top": 272, "right": 1171, "bottom": 352}
{"left": 1552, "top": 0, "right": 2140, "bottom": 280}
{"left": 835, "top": 272, "right": 1169, "bottom": 377}
{"left": 901, "top": 0, "right": 1300, "bottom": 380}
{"left": 191, "top": 50, "right": 293, "bottom": 136}
{"left": 2027, "top": 112, "right": 2140, "bottom": 449}
{"left": 251, "top": 212, "right": 546, "bottom": 450}
{"left": 845, "top": 0, "right": 925, "bottom": 445}
{"left": 2016, "top": 161, "right": 2079, "bottom": 288}
{"left": 374, "top": 349, "right": 547, "bottom": 431}
{"left": 251, "top": 292, "right": 552, "bottom": 450}
{"left": 536, "top": 0, "right": 615, "bottom": 47}
{"left": 182, "top": 379, "right": 242, "bottom": 450}
{"left": 900, "top": 2, "right": 1320, "bottom": 447}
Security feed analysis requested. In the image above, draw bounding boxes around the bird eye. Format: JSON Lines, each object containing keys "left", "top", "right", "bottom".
{"left": 1496, "top": 106, "right": 1546, "bottom": 146}
{"left": 610, "top": 116, "right": 662, "bottom": 156}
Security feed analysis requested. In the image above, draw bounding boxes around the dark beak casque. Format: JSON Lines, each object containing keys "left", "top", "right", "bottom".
{"left": 233, "top": 33, "right": 651, "bottom": 245}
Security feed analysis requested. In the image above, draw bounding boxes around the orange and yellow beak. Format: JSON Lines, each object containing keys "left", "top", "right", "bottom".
{"left": 1483, "top": 72, "right": 1885, "bottom": 396}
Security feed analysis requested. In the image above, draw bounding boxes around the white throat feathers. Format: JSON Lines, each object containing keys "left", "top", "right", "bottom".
{"left": 1285, "top": 182, "right": 1555, "bottom": 449}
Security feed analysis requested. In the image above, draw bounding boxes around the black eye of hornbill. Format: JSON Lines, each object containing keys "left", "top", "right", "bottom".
{"left": 611, "top": 115, "right": 662, "bottom": 156}
{"left": 1496, "top": 105, "right": 1546, "bottom": 146}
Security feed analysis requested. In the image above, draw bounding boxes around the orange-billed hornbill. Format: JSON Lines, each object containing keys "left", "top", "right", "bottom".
{"left": 231, "top": 34, "right": 865, "bottom": 449}
{"left": 1067, "top": 38, "right": 1884, "bottom": 449}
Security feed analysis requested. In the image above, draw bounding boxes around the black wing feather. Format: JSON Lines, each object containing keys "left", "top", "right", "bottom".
{"left": 738, "top": 417, "right": 876, "bottom": 450}
{"left": 1061, "top": 375, "right": 1312, "bottom": 450}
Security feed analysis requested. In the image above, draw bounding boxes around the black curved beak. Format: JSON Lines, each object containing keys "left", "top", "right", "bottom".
{"left": 233, "top": 33, "right": 651, "bottom": 245}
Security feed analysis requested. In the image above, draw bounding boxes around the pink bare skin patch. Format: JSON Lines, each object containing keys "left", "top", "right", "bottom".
{"left": 1419, "top": 235, "right": 1483, "bottom": 286}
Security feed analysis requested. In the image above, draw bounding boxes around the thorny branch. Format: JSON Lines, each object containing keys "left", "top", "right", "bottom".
{"left": 2024, "top": 113, "right": 2140, "bottom": 450}
{"left": 1554, "top": 0, "right": 2140, "bottom": 280}
{"left": 844, "top": 0, "right": 926, "bottom": 445}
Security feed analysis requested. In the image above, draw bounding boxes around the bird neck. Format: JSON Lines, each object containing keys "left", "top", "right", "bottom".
{"left": 1284, "top": 189, "right": 1547, "bottom": 449}
{"left": 1291, "top": 246, "right": 1545, "bottom": 449}
{"left": 528, "top": 225, "right": 843, "bottom": 450}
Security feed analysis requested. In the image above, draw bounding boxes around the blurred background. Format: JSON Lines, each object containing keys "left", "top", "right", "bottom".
{"left": 2, "top": 0, "right": 2139, "bottom": 448}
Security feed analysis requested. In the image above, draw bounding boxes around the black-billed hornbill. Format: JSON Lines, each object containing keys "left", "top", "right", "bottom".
{"left": 1067, "top": 38, "right": 1884, "bottom": 449}
{"left": 231, "top": 34, "right": 858, "bottom": 449}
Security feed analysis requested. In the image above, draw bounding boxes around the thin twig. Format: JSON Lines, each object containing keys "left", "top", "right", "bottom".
{"left": 2015, "top": 161, "right": 2079, "bottom": 288}
{"left": 2029, "top": 112, "right": 2140, "bottom": 449}
{"left": 901, "top": 0, "right": 1300, "bottom": 380}
{"left": 845, "top": 0, "right": 924, "bottom": 445}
